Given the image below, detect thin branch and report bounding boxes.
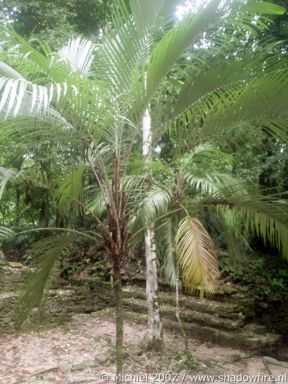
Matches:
[129,207,182,243]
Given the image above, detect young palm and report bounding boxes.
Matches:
[142,141,288,351]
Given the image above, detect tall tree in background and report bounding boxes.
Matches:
[0,0,114,46]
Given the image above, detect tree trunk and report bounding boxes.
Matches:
[142,107,163,350]
[175,271,189,354]
[38,194,50,228]
[113,260,124,378]
[145,226,163,349]
[173,172,189,353]
[15,187,20,225]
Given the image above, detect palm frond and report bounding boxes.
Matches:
[176,143,247,195]
[9,30,68,83]
[16,234,73,327]
[0,74,70,120]
[85,186,107,217]
[242,2,286,15]
[171,51,287,122]
[161,218,177,288]
[58,37,95,77]
[239,199,288,260]
[143,184,172,222]
[57,165,87,216]
[129,0,174,37]
[145,0,281,114]
[145,0,223,107]
[176,215,219,296]
[203,193,288,260]
[0,117,74,151]
[0,166,19,198]
[171,64,288,145]
[216,206,251,263]
[0,61,25,79]
[185,173,246,196]
[0,226,15,241]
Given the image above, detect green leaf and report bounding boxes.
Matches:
[243,2,286,15]
[0,226,15,241]
[0,62,25,80]
[143,185,172,222]
[57,165,87,216]
[15,234,73,327]
[0,167,18,198]
[58,37,95,76]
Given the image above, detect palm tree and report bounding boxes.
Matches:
[0,0,288,374]
[145,140,288,353]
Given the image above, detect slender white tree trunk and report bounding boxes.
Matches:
[142,107,163,349]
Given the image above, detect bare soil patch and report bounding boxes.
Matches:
[0,310,275,384]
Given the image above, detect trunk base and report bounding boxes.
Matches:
[141,333,164,352]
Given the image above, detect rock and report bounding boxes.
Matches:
[277,348,288,362]
[227,354,242,363]
[71,314,91,321]
[263,356,288,383]
[95,351,113,364]
[258,302,269,309]
[263,356,288,369]
[244,323,267,335]
[71,360,97,371]
[123,296,244,331]
[222,285,239,295]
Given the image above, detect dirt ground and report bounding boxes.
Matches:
[0,310,285,384]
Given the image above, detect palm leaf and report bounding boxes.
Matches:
[144,0,280,112]
[144,0,223,109]
[239,199,288,260]
[243,2,286,15]
[161,218,177,288]
[203,193,288,260]
[0,61,25,79]
[171,64,288,145]
[143,184,172,222]
[0,226,15,241]
[57,165,87,216]
[86,190,107,217]
[0,167,19,198]
[9,30,68,83]
[216,206,250,263]
[185,172,247,196]
[171,51,287,122]
[16,234,73,327]
[58,37,95,77]
[176,215,219,296]
[0,74,70,120]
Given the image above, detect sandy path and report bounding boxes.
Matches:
[0,311,276,384]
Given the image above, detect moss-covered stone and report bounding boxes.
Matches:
[125,312,281,353]
[0,261,283,355]
[122,286,243,320]
[122,297,243,330]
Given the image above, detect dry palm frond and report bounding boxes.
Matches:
[176,215,219,296]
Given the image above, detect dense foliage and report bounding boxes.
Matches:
[0,0,114,46]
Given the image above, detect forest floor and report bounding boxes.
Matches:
[0,309,286,384]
